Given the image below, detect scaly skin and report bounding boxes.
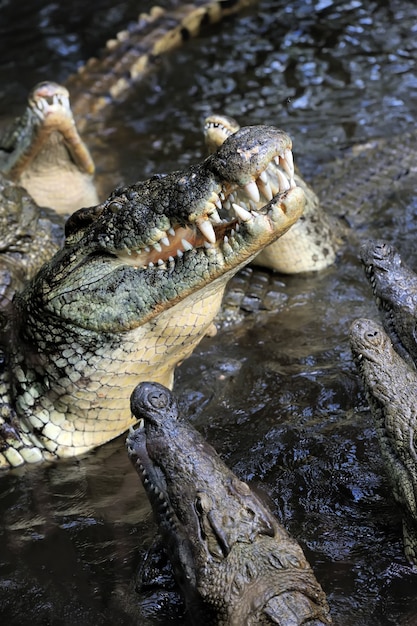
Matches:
[65,1,257,130]
[349,318,417,566]
[0,125,305,468]
[127,381,332,625]
[0,82,98,214]
[360,240,417,367]
[204,114,337,274]
[0,174,63,309]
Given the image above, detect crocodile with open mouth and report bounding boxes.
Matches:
[127,381,332,625]
[205,114,338,274]
[0,81,98,214]
[0,124,305,469]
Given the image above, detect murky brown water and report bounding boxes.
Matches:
[1,0,417,624]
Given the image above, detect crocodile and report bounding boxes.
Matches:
[349,318,417,566]
[0,124,305,469]
[360,239,417,367]
[0,81,98,214]
[204,114,338,274]
[127,381,332,625]
[65,0,258,131]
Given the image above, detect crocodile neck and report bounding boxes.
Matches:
[9,278,225,458]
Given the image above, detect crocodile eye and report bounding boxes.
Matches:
[108,200,123,213]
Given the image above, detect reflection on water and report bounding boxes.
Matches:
[1,0,417,624]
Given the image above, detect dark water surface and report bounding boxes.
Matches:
[1,0,417,624]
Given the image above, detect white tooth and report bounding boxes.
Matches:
[235,223,240,232]
[276,169,290,192]
[215,197,222,210]
[148,261,154,268]
[209,209,222,223]
[168,227,176,236]
[160,237,170,247]
[177,249,183,257]
[223,235,229,244]
[244,181,260,203]
[204,241,213,249]
[197,219,216,244]
[157,259,164,266]
[181,239,194,251]
[219,191,225,201]
[144,246,150,253]
[274,156,280,166]
[258,177,273,201]
[289,177,296,189]
[153,242,162,252]
[284,148,294,176]
[259,171,268,183]
[168,256,175,263]
[232,203,252,222]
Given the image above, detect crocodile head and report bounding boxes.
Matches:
[360,240,417,366]
[2,125,305,465]
[0,81,98,213]
[127,381,332,625]
[204,113,337,273]
[349,318,417,566]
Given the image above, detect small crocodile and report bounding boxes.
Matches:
[0,125,304,468]
[360,240,417,367]
[0,81,98,214]
[205,114,337,274]
[349,318,417,566]
[127,381,332,625]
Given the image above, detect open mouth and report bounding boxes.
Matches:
[29,82,71,119]
[116,148,297,270]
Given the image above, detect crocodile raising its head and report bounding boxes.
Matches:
[0,125,305,468]
[0,81,98,214]
[204,114,337,274]
[127,381,332,625]
[360,239,417,367]
[349,318,417,566]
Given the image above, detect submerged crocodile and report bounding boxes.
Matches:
[349,318,417,566]
[127,381,332,625]
[360,240,417,367]
[205,114,337,274]
[0,125,304,469]
[0,81,98,214]
[349,240,417,565]
[65,0,257,130]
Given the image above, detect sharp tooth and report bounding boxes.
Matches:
[168,227,176,236]
[209,209,222,223]
[276,169,290,192]
[259,171,268,183]
[284,148,294,175]
[215,196,222,210]
[144,246,150,253]
[223,235,229,244]
[153,242,162,252]
[204,241,213,249]
[232,203,252,222]
[157,259,164,266]
[148,261,154,268]
[181,239,194,251]
[257,176,273,201]
[168,255,175,263]
[196,218,216,244]
[244,181,260,203]
[160,237,170,247]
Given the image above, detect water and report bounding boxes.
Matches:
[1,0,417,623]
